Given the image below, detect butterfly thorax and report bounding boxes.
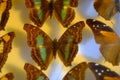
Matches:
[52,39,59,57]
[49,0,54,18]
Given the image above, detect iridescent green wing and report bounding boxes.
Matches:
[54,0,78,27]
[0,0,12,30]
[0,32,15,72]
[24,24,54,70]
[58,21,85,66]
[24,63,49,80]
[86,19,120,66]
[63,62,88,80]
[25,0,50,27]
[0,73,14,80]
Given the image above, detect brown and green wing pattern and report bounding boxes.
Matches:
[25,0,50,27]
[24,24,54,70]
[58,21,85,66]
[54,0,78,27]
[24,63,49,80]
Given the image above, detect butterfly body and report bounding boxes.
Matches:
[0,32,15,72]
[25,0,78,27]
[24,21,85,70]
[86,19,120,65]
[0,0,12,30]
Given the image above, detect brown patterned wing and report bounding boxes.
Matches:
[25,0,50,27]
[94,0,119,20]
[63,62,88,80]
[0,72,14,80]
[0,32,15,72]
[54,0,78,27]
[24,63,49,80]
[24,24,54,70]
[0,0,12,30]
[86,19,120,65]
[88,62,120,80]
[58,21,85,66]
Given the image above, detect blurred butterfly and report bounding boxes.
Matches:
[0,0,12,30]
[23,21,85,70]
[24,62,88,80]
[86,19,120,66]
[24,63,49,80]
[94,0,120,20]
[0,72,14,80]
[25,0,78,27]
[0,32,15,72]
[88,62,120,80]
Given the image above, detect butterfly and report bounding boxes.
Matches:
[86,19,120,66]
[0,32,15,72]
[88,62,120,80]
[24,63,49,80]
[23,21,85,70]
[0,72,14,80]
[0,0,12,30]
[24,62,88,80]
[25,0,78,27]
[94,0,120,20]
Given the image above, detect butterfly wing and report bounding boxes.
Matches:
[94,0,118,20]
[0,73,14,80]
[54,0,78,27]
[24,63,49,80]
[88,62,120,80]
[63,62,88,80]
[25,0,50,27]
[115,0,120,12]
[24,24,54,70]
[0,32,15,72]
[0,0,12,30]
[86,19,120,65]
[58,21,85,66]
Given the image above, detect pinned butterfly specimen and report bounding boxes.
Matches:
[24,62,88,80]
[0,0,12,30]
[24,21,85,70]
[24,63,49,80]
[63,62,88,80]
[25,0,78,27]
[86,19,120,65]
[93,0,120,20]
[88,62,120,80]
[0,32,15,72]
[0,72,14,80]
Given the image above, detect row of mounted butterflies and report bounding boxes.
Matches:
[0,0,15,79]
[0,0,120,80]
[0,0,120,30]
